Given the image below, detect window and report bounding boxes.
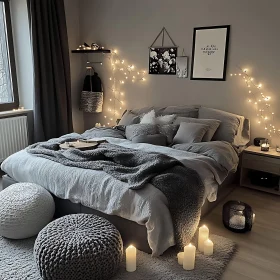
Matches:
[0,0,18,111]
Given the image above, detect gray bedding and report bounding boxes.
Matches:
[27,133,205,251]
[1,128,239,256]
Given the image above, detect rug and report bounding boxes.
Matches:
[0,234,237,280]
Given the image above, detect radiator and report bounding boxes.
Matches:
[0,116,28,162]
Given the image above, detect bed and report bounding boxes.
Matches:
[1,105,249,256]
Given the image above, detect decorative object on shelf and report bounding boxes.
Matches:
[149,27,178,75]
[80,66,103,113]
[176,49,188,78]
[77,42,91,50]
[126,245,137,272]
[198,225,209,252]
[230,68,278,138]
[276,145,280,153]
[223,200,254,233]
[254,137,267,146]
[260,139,270,151]
[190,25,230,81]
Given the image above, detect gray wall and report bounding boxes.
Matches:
[75,0,280,142]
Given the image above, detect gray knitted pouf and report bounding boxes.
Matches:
[0,183,55,239]
[34,214,123,280]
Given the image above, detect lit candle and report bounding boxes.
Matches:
[177,252,184,265]
[252,213,256,224]
[198,225,209,252]
[126,245,136,272]
[183,243,196,270]
[204,239,214,256]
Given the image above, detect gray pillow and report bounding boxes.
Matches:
[161,106,199,118]
[199,107,241,143]
[158,124,179,144]
[125,124,158,141]
[173,123,209,144]
[174,117,221,142]
[132,134,167,146]
[118,110,140,126]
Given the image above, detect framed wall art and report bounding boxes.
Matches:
[190,25,230,81]
[149,27,178,75]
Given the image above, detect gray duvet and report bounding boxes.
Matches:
[27,134,205,252]
[1,128,239,256]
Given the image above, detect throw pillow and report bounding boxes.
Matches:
[118,110,140,126]
[173,122,209,144]
[140,110,156,124]
[125,124,158,141]
[198,107,241,144]
[132,134,167,146]
[158,124,179,144]
[156,114,176,125]
[173,117,221,142]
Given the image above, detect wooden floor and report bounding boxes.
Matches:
[203,186,280,280]
[0,177,279,279]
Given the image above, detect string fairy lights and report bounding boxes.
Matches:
[102,49,147,126]
[230,67,278,138]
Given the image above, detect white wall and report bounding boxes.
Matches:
[76,0,280,142]
[10,0,34,110]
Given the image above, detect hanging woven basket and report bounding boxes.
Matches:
[80,91,103,113]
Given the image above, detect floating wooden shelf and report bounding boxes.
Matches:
[71,49,111,54]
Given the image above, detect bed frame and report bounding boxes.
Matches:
[2,172,236,253]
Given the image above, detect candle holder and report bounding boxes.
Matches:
[260,139,269,152]
[223,201,254,233]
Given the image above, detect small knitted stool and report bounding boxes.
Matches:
[34,214,123,280]
[0,183,55,239]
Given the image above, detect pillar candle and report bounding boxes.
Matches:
[183,243,196,270]
[198,225,209,252]
[177,252,184,265]
[126,245,136,272]
[204,239,214,256]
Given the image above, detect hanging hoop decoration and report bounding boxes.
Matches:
[149,27,178,75]
[176,48,189,78]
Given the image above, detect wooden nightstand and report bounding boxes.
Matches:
[240,145,280,195]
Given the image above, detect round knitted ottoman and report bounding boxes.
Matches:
[34,214,123,280]
[0,183,55,239]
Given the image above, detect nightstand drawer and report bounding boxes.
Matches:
[243,153,280,175]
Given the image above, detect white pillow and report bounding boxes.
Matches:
[156,114,176,125]
[140,110,176,125]
[140,110,156,124]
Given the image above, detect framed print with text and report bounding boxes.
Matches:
[190,25,230,81]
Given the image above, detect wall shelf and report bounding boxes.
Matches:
[71,49,111,54]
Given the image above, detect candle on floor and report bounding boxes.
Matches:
[126,245,136,272]
[177,252,184,265]
[204,239,214,256]
[198,225,209,252]
[183,243,196,270]
[252,213,256,224]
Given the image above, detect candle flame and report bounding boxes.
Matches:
[188,243,192,247]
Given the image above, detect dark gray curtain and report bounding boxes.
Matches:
[28,0,73,142]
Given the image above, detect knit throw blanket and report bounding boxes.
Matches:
[27,134,205,250]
